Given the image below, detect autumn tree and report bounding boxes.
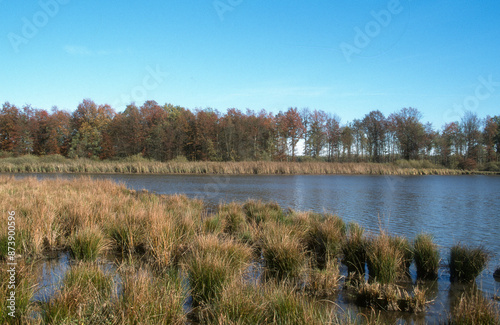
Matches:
[460,111,482,162]
[389,107,425,160]
[0,102,20,153]
[306,110,328,158]
[340,124,354,160]
[362,110,387,162]
[483,116,498,162]
[283,107,305,161]
[326,114,341,161]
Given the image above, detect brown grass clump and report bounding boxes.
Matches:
[448,290,500,324]
[304,258,343,297]
[353,281,430,313]
[182,234,252,304]
[259,221,306,280]
[118,266,186,324]
[342,222,367,276]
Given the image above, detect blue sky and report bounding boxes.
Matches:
[1,0,499,129]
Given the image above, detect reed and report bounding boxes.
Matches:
[449,244,489,282]
[413,233,440,280]
[3,155,492,176]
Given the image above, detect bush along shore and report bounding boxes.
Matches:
[0,176,498,324]
[1,154,499,175]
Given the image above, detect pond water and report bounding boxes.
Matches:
[11,173,500,321]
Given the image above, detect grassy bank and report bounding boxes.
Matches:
[0,176,498,324]
[1,154,499,175]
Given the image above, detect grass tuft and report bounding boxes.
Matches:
[259,221,306,280]
[449,244,489,282]
[413,233,440,280]
[448,290,500,324]
[69,226,109,261]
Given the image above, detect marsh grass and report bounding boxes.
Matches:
[413,234,440,280]
[118,266,186,324]
[1,155,489,175]
[259,221,306,280]
[449,244,489,282]
[448,290,500,324]
[304,258,343,297]
[1,175,496,323]
[302,213,346,269]
[244,200,287,225]
[389,235,413,274]
[353,281,429,312]
[366,233,403,284]
[41,262,114,323]
[183,234,252,304]
[69,226,110,261]
[0,261,38,324]
[342,222,367,276]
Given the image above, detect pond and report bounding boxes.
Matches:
[11,173,500,321]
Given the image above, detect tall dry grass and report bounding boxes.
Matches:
[1,154,492,175]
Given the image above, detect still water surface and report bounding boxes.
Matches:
[13,173,500,321]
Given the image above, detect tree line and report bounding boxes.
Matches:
[1,99,499,169]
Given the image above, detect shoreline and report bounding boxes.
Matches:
[1,160,499,176]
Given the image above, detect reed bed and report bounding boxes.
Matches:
[1,154,494,175]
[0,175,495,323]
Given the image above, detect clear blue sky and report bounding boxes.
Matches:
[1,0,499,129]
